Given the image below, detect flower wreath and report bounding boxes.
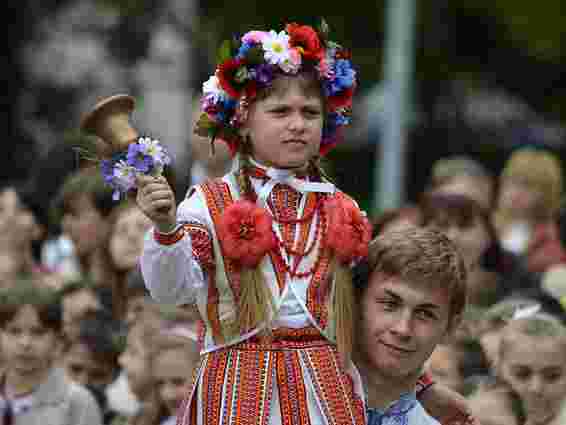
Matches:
[195,19,357,156]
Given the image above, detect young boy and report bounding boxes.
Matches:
[0,281,102,424]
[354,226,479,424]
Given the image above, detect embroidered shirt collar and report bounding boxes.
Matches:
[243,157,334,206]
[366,392,417,425]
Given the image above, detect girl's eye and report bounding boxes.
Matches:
[378,299,398,311]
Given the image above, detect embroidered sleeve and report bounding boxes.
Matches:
[140,190,211,305]
[184,221,215,272]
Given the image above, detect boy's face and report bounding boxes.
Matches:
[1,305,59,377]
[359,273,455,381]
[242,78,323,170]
[61,194,109,258]
[109,207,151,272]
[64,342,115,389]
[153,347,195,417]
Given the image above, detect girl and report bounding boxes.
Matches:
[137,21,370,425]
[496,310,566,425]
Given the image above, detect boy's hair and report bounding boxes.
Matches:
[70,309,125,366]
[354,226,467,323]
[0,280,62,332]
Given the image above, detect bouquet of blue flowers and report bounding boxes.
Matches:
[100,137,171,200]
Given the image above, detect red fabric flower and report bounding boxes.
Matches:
[328,85,355,111]
[217,58,247,99]
[286,23,325,61]
[324,196,372,263]
[217,200,277,267]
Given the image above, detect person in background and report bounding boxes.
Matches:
[494,147,566,273]
[62,310,124,424]
[105,202,153,321]
[0,182,52,288]
[496,309,566,425]
[428,156,495,211]
[353,226,479,424]
[420,192,536,307]
[113,315,167,425]
[59,279,113,341]
[0,281,102,425]
[52,166,118,286]
[149,332,200,425]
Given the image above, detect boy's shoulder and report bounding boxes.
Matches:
[411,401,441,425]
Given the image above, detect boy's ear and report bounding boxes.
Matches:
[441,314,463,344]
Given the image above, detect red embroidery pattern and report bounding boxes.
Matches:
[185,221,215,272]
[201,180,242,301]
[300,347,365,425]
[202,351,229,425]
[292,193,318,273]
[234,350,273,425]
[154,226,185,245]
[200,180,236,344]
[276,350,312,425]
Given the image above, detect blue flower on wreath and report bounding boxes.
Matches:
[324,59,356,96]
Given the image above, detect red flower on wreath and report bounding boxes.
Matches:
[286,23,325,61]
[217,58,246,99]
[324,196,372,263]
[328,85,355,111]
[217,200,277,267]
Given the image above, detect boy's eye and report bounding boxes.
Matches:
[416,309,438,321]
[512,367,531,381]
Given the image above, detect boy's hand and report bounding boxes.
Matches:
[136,175,177,233]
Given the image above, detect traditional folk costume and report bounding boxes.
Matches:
[142,157,368,425]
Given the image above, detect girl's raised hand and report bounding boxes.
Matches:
[136,175,177,233]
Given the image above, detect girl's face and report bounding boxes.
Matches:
[242,77,323,170]
[0,305,59,379]
[61,194,109,259]
[118,330,152,398]
[498,178,543,216]
[153,347,196,417]
[109,206,152,271]
[500,334,566,422]
[429,211,491,270]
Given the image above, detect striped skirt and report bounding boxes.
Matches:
[176,327,366,425]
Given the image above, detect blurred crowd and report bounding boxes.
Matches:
[2,138,566,425]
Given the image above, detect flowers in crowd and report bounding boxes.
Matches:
[324,196,372,264]
[101,137,171,200]
[217,200,277,267]
[195,19,356,155]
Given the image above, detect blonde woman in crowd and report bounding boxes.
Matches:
[494,148,566,273]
